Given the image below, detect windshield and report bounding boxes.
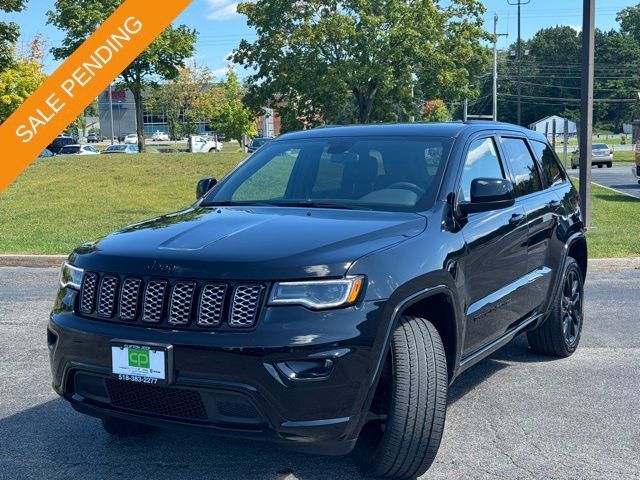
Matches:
[593,144,608,149]
[251,138,267,147]
[203,136,452,212]
[107,145,127,151]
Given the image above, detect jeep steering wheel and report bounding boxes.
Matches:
[387,182,425,196]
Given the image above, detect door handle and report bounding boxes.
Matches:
[548,200,561,210]
[509,213,526,225]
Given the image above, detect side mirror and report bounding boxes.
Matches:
[459,178,515,214]
[196,177,217,200]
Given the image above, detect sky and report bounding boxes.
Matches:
[5,0,634,78]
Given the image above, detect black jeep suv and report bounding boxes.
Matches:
[49,123,586,479]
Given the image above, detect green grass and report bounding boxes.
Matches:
[1,151,638,258]
[0,151,246,254]
[581,182,640,259]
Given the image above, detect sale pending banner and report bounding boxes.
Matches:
[0,0,191,193]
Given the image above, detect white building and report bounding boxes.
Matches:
[529,115,577,135]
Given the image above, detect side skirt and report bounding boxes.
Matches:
[457,313,542,375]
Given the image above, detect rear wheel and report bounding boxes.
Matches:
[607,162,612,168]
[597,163,603,168]
[527,257,584,357]
[354,316,448,479]
[101,416,157,436]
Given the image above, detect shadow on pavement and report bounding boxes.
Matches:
[0,336,546,479]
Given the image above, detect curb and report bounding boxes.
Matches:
[0,254,638,269]
[0,255,67,268]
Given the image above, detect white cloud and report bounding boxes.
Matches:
[206,0,241,21]
[212,66,229,78]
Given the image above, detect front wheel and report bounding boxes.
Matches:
[527,257,584,357]
[607,162,612,168]
[354,316,448,479]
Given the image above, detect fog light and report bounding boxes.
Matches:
[276,359,334,381]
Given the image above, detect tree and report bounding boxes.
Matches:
[233,0,491,128]
[213,66,257,144]
[0,36,46,123]
[420,100,450,122]
[147,61,215,141]
[47,0,197,151]
[0,0,27,71]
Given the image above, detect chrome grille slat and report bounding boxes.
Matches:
[79,272,98,314]
[119,278,142,321]
[169,282,196,325]
[97,275,118,317]
[198,283,227,326]
[143,280,168,323]
[230,285,263,328]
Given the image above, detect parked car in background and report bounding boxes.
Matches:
[47,135,76,154]
[152,131,170,141]
[189,135,223,153]
[39,149,54,157]
[246,136,271,153]
[87,133,102,143]
[571,143,613,169]
[102,144,139,155]
[57,145,100,156]
[124,134,139,145]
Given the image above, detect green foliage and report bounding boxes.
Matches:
[147,61,214,140]
[0,37,46,122]
[0,0,27,71]
[233,0,491,128]
[47,0,197,150]
[420,100,450,122]
[214,66,257,144]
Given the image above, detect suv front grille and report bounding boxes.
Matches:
[78,272,266,330]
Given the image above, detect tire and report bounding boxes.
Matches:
[597,164,603,168]
[101,416,157,436]
[527,257,584,357]
[607,162,612,168]
[354,316,448,479]
[571,164,577,169]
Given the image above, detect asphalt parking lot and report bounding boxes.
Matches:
[569,166,640,199]
[1,264,639,480]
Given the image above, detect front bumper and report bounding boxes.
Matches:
[48,291,386,455]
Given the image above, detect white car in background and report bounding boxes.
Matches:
[57,144,100,156]
[152,131,170,141]
[124,134,138,144]
[189,135,223,153]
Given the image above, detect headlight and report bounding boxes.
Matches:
[268,276,364,309]
[59,261,84,290]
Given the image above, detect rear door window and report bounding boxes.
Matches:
[501,137,543,197]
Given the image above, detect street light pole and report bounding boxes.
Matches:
[579,0,595,229]
[508,0,531,126]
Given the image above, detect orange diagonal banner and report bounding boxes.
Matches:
[0,0,191,192]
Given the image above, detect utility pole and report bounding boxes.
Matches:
[108,83,115,145]
[508,0,530,126]
[493,14,508,121]
[580,0,595,229]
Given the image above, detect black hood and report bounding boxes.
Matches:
[70,206,426,280]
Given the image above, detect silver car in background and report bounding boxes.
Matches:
[571,143,613,169]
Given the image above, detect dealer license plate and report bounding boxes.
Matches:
[111,343,167,385]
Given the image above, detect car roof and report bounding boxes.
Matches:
[275,121,546,142]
